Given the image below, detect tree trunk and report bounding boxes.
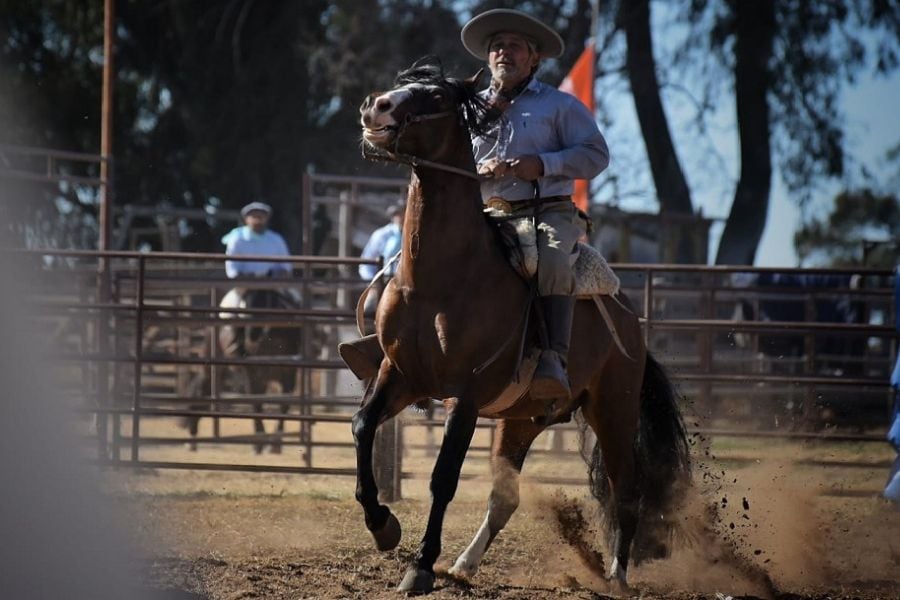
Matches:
[715,0,775,265]
[617,0,697,262]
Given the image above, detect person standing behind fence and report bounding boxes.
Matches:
[358,201,405,333]
[222,202,292,279]
[885,265,900,502]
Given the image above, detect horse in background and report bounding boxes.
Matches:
[182,287,304,454]
[350,63,691,594]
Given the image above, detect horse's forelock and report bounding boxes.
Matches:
[392,59,498,138]
[394,60,445,87]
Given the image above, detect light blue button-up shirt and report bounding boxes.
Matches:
[359,222,402,280]
[472,78,610,202]
[221,226,292,278]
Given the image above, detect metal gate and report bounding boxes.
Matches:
[18,247,898,501]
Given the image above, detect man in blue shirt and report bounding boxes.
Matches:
[462,9,610,402]
[358,201,405,333]
[219,202,292,357]
[221,202,292,279]
[359,201,404,281]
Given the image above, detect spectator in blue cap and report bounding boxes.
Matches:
[221,202,292,278]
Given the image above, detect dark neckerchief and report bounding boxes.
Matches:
[488,75,534,111]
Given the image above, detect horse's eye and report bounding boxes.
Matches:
[431,91,445,102]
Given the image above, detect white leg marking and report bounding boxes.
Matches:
[449,457,520,579]
[449,514,492,579]
[608,556,627,583]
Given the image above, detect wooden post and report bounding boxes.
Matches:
[374,417,402,502]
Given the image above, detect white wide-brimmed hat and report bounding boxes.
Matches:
[461,9,564,60]
[240,201,272,217]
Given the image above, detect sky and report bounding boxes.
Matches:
[752,70,898,267]
[586,5,900,267]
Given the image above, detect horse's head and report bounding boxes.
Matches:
[360,62,490,162]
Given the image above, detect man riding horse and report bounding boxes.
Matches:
[350,10,689,593]
[220,201,293,356]
[342,8,610,404]
[464,8,609,400]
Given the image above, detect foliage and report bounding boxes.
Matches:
[0,0,593,250]
[676,0,899,202]
[794,189,899,268]
[1,1,897,263]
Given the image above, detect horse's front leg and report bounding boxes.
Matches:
[398,396,479,594]
[449,418,545,579]
[351,367,413,551]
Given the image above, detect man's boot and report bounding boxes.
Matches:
[531,295,575,402]
[339,334,385,380]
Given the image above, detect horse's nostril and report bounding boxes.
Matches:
[375,97,393,113]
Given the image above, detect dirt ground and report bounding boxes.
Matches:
[105,416,900,600]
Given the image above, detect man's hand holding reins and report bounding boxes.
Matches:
[477,155,544,181]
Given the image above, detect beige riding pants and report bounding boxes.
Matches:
[535,201,586,295]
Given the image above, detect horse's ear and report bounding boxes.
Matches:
[463,68,484,90]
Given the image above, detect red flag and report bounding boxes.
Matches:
[559,43,595,212]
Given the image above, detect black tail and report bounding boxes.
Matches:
[586,352,692,563]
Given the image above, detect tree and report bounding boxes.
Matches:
[713,0,775,265]
[794,189,899,268]
[795,143,900,268]
[1,0,597,250]
[597,0,899,264]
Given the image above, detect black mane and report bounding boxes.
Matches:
[394,58,499,138]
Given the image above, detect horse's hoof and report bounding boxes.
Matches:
[371,512,401,551]
[447,558,476,580]
[397,567,434,594]
[609,578,635,597]
[608,559,633,595]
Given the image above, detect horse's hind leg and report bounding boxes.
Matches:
[269,368,295,455]
[249,373,266,454]
[582,355,643,588]
[252,400,266,454]
[398,396,479,594]
[449,418,544,580]
[352,367,415,553]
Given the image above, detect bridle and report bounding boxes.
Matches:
[361,106,482,181]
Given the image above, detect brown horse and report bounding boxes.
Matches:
[351,62,690,594]
[216,287,302,454]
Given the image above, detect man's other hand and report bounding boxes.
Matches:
[508,155,544,181]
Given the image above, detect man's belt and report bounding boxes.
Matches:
[485,195,571,214]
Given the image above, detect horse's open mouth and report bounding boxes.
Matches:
[363,126,396,145]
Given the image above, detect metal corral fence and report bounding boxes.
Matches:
[18,248,898,499]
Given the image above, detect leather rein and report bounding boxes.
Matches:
[361,109,482,181]
[359,103,534,378]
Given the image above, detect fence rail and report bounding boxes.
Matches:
[17,248,898,499]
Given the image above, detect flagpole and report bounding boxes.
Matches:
[591,0,599,46]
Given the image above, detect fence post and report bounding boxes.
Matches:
[374,417,402,502]
[95,257,111,461]
[130,255,145,462]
